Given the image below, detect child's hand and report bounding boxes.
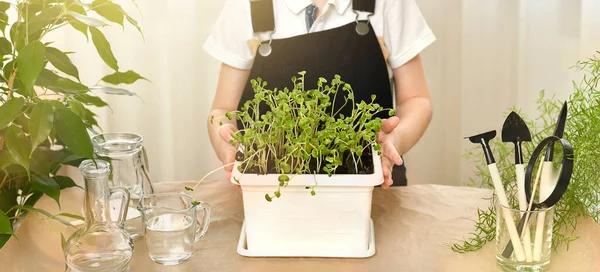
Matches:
[376,116,403,189]
[217,123,238,181]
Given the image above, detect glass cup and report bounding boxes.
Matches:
[138,193,211,265]
[495,199,555,272]
[92,132,154,240]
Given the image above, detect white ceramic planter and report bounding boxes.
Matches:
[230,147,383,258]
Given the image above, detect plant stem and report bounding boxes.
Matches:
[0,174,8,189]
[7,68,18,100]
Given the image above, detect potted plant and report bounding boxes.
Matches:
[451,52,600,253]
[194,72,394,257]
[0,0,146,249]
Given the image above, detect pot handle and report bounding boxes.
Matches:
[110,187,131,227]
[194,201,211,242]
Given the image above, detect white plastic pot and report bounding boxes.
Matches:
[230,147,383,258]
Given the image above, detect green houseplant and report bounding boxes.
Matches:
[0,0,147,249]
[194,71,395,200]
[451,52,600,253]
[191,72,394,258]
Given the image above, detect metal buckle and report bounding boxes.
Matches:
[258,31,274,57]
[353,10,372,36]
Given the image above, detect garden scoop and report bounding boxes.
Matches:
[466,130,527,262]
[501,112,534,261]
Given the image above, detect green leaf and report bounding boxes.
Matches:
[36,70,89,94]
[56,212,84,221]
[32,175,60,208]
[0,150,14,168]
[277,174,290,182]
[0,2,9,13]
[92,0,124,27]
[10,22,44,52]
[90,27,119,71]
[23,192,42,207]
[101,70,148,85]
[0,234,10,249]
[67,5,89,39]
[55,176,81,189]
[17,41,45,89]
[60,233,66,251]
[30,148,52,176]
[45,47,80,81]
[184,186,193,191]
[17,205,72,226]
[0,11,8,35]
[27,5,62,34]
[4,126,31,174]
[55,77,89,94]
[67,99,86,118]
[191,201,200,206]
[29,101,54,154]
[0,210,14,236]
[36,69,59,87]
[265,194,272,202]
[74,93,108,107]
[124,10,143,40]
[47,100,67,111]
[66,11,108,27]
[0,37,11,56]
[0,97,25,129]
[90,86,137,97]
[0,190,17,226]
[54,109,93,158]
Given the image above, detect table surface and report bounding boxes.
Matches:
[1,179,599,272]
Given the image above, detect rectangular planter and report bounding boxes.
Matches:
[230,147,383,258]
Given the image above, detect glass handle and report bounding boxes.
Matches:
[110,187,131,227]
[194,202,211,242]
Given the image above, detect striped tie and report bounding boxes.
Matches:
[305,4,318,32]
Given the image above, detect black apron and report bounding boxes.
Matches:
[239,0,407,186]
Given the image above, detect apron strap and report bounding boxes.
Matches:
[250,0,275,33]
[353,0,376,14]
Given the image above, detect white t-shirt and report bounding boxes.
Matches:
[203,0,436,72]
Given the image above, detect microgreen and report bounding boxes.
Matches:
[211,72,394,201]
[452,52,600,253]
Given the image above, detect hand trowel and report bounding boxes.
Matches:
[501,112,534,261]
[466,130,527,262]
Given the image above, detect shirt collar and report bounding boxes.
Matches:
[284,0,351,15]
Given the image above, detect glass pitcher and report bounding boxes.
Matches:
[92,132,154,239]
[64,159,134,272]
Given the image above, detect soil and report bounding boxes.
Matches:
[235,148,375,175]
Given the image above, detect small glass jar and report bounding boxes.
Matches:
[64,159,134,272]
[496,198,555,272]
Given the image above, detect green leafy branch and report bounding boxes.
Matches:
[0,0,148,249]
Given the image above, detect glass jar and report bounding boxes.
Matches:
[92,132,154,239]
[64,159,134,272]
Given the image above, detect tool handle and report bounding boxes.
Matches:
[515,163,533,261]
[533,211,546,261]
[533,161,554,261]
[488,163,526,262]
[516,164,527,211]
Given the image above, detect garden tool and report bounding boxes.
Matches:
[466,130,527,262]
[501,111,534,261]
